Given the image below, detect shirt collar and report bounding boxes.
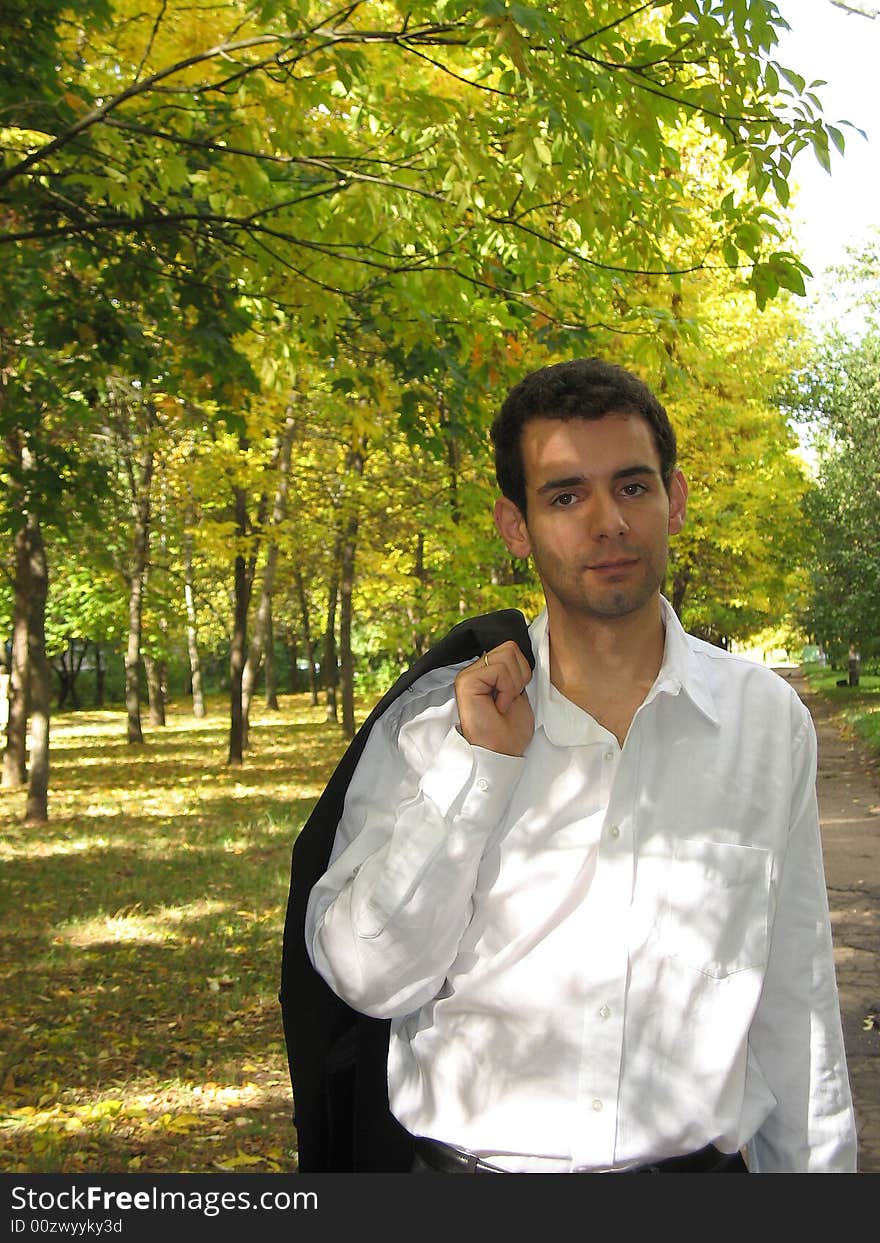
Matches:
[527,596,719,747]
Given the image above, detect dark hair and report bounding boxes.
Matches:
[490,358,677,515]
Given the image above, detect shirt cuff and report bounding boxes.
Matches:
[420,724,525,819]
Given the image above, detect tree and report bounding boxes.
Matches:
[110,386,158,744]
[2,1,845,342]
[0,248,111,811]
[796,331,880,660]
[780,237,880,662]
[656,276,813,643]
[240,402,298,743]
[0,207,253,814]
[1,0,858,805]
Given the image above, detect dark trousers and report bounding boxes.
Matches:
[410,1136,749,1174]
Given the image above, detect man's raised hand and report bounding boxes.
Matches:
[454,640,534,757]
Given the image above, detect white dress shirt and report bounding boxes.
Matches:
[306,600,857,1172]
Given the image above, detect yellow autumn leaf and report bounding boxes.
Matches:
[88,1100,123,1118]
[162,1113,203,1133]
[213,1151,265,1169]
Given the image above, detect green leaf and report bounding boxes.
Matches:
[827,125,846,156]
[532,136,552,166]
[778,67,806,94]
[814,135,832,175]
[520,144,540,190]
[772,258,806,298]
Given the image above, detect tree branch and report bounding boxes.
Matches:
[0,13,481,191]
[133,0,169,84]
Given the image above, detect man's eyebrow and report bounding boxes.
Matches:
[535,464,659,494]
[536,474,586,495]
[612,464,660,481]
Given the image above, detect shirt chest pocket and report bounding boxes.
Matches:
[658,839,772,978]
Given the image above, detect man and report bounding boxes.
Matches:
[304,358,857,1173]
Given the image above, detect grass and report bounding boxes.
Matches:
[802,660,880,756]
[0,693,354,1174]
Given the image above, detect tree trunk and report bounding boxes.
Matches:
[295,570,319,706]
[440,399,461,526]
[54,641,86,710]
[182,526,206,719]
[227,483,250,766]
[158,659,168,715]
[25,515,50,824]
[124,591,145,741]
[94,643,105,709]
[71,648,84,708]
[407,531,428,656]
[264,608,279,709]
[0,663,9,735]
[848,646,861,687]
[242,553,276,744]
[670,564,690,618]
[285,636,298,694]
[55,647,71,710]
[241,410,296,741]
[124,442,154,744]
[2,523,30,788]
[143,654,166,726]
[323,571,339,724]
[339,448,363,741]
[150,474,170,725]
[339,525,358,741]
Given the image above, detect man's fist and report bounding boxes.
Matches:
[454,640,535,757]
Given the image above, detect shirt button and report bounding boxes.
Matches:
[599,1005,611,1020]
[604,750,614,762]
[476,778,489,792]
[609,825,620,839]
[592,1099,603,1112]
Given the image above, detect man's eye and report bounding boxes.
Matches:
[552,493,576,506]
[620,483,647,497]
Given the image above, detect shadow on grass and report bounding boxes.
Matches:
[0,695,362,1172]
[49,726,348,793]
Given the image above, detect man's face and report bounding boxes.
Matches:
[494,413,687,622]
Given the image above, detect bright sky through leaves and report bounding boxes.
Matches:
[775,0,880,280]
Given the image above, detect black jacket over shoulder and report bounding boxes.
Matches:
[279,609,534,1172]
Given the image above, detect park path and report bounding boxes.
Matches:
[779,667,880,1173]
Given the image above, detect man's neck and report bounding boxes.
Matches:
[545,596,666,744]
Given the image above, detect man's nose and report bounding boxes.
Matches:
[588,491,628,538]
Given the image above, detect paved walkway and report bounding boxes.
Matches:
[780,668,880,1173]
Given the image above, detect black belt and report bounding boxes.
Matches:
[412,1136,747,1174]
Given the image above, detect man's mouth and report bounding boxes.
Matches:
[587,558,638,574]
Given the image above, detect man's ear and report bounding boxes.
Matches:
[667,469,688,535]
[494,496,532,558]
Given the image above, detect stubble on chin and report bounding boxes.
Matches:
[545,565,664,623]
